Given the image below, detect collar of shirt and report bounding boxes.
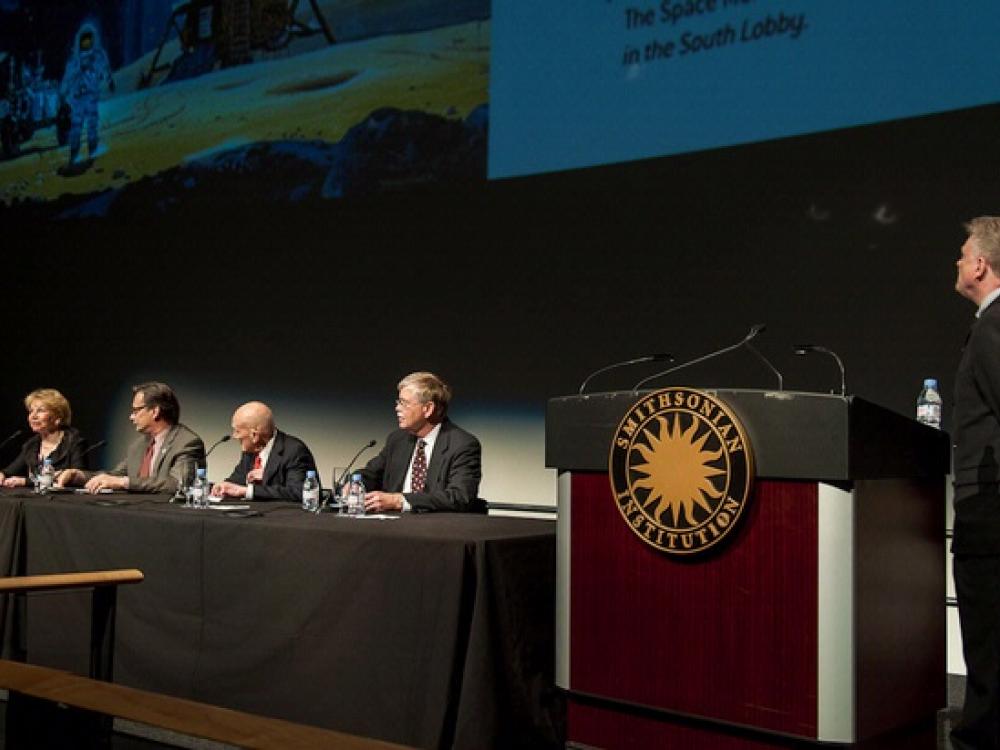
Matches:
[148,427,170,469]
[245,433,277,500]
[404,422,442,493]
[977,287,1000,317]
[257,433,277,472]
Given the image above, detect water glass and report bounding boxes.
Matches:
[177,465,195,506]
[330,467,348,499]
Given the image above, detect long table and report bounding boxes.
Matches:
[0,490,559,749]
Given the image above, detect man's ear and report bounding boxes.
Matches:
[976,255,990,280]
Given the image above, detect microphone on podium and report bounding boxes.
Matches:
[632,325,778,392]
[793,344,847,396]
[745,326,784,391]
[578,353,674,395]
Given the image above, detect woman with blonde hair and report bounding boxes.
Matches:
[0,388,87,487]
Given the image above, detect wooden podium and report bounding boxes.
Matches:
[547,389,949,748]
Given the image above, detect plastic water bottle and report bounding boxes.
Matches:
[344,472,365,516]
[190,468,208,508]
[916,378,942,429]
[36,457,55,494]
[302,470,320,511]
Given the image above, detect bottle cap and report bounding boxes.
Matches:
[351,472,362,480]
[196,467,207,477]
[923,378,938,388]
[306,470,316,478]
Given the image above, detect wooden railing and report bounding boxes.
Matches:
[0,568,144,681]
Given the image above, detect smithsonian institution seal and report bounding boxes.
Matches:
[609,387,754,556]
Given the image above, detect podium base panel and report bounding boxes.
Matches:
[562,472,945,743]
[566,695,941,750]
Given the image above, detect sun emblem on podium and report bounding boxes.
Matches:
[609,387,754,556]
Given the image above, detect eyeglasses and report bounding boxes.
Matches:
[130,404,149,414]
[395,397,423,409]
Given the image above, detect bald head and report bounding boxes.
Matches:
[231,401,275,452]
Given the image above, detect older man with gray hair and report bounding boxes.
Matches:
[212,401,318,501]
[951,216,1000,750]
[359,371,482,513]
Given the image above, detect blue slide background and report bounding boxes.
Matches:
[489,1,1000,178]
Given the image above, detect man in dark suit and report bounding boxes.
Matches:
[56,382,205,494]
[952,216,1000,750]
[360,372,482,513]
[211,401,318,501]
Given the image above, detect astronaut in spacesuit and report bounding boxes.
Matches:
[59,22,114,166]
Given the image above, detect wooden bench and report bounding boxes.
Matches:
[0,659,414,749]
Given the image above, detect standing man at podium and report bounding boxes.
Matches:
[952,215,1000,750]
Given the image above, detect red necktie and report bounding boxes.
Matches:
[411,440,427,493]
[139,440,154,478]
[249,453,262,483]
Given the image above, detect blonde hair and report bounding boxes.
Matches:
[24,388,72,427]
[398,372,452,416]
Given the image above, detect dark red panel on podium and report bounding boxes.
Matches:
[569,472,819,736]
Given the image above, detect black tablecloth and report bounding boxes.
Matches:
[0,491,559,749]
[0,496,23,659]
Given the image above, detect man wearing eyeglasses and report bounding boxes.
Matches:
[56,382,205,494]
[359,372,483,513]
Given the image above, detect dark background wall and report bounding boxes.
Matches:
[3,97,999,501]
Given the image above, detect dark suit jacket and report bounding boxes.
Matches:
[2,426,88,478]
[87,423,205,494]
[953,297,1000,553]
[359,419,483,512]
[226,430,317,501]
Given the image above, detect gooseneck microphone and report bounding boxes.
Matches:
[578,353,675,395]
[632,325,771,393]
[52,439,107,488]
[168,436,230,503]
[79,439,107,461]
[336,440,377,489]
[793,344,847,396]
[745,327,784,391]
[318,440,377,513]
[0,430,23,455]
[205,434,232,458]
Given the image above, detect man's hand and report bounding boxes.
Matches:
[211,481,247,498]
[364,491,404,513]
[2,476,26,488]
[84,473,128,494]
